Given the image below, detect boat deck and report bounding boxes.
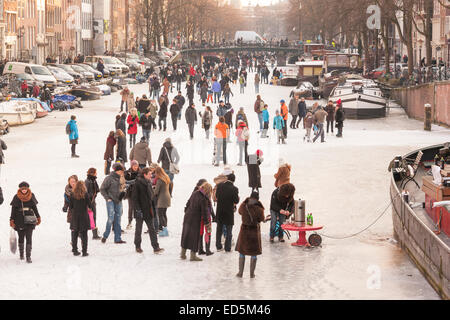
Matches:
[401,167,450,247]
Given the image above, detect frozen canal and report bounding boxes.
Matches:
[0,72,448,299]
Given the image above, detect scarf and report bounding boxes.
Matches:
[17,188,32,202]
[65,184,73,197]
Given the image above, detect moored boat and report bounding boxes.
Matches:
[0,100,37,126]
[329,77,386,119]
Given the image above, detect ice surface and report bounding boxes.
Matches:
[0,72,448,299]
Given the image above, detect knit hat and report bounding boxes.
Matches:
[222,165,233,176]
[250,191,260,200]
[113,163,124,172]
[140,136,147,142]
[19,181,30,188]
[130,160,139,167]
[280,99,285,103]
[337,99,342,105]
[149,163,159,169]
[256,149,263,157]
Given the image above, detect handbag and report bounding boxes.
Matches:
[22,201,37,225]
[87,209,96,230]
[164,147,180,174]
[10,228,17,254]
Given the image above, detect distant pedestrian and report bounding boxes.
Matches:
[67,115,80,158]
[335,99,345,138]
[185,103,198,139]
[169,99,180,131]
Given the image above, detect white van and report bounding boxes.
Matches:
[3,62,57,88]
[234,31,266,44]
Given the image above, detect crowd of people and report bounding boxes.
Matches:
[4,51,347,279]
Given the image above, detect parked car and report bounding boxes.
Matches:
[110,57,130,74]
[84,56,123,76]
[47,66,74,85]
[3,62,57,88]
[70,64,95,81]
[49,64,84,81]
[76,64,103,80]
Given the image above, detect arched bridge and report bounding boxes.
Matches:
[180,45,304,55]
[179,45,305,65]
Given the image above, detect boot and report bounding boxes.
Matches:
[92,228,101,240]
[250,258,257,278]
[236,256,245,278]
[26,244,32,263]
[180,248,187,260]
[198,239,206,255]
[19,243,24,260]
[190,250,203,262]
[205,241,214,256]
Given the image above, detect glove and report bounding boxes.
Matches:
[36,217,41,226]
[62,206,68,213]
[10,220,15,228]
[205,223,212,234]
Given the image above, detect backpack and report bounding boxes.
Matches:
[240,127,250,141]
[65,123,71,135]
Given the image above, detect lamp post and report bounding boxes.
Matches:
[298,1,302,42]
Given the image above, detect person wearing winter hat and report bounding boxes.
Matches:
[235,190,265,278]
[100,163,127,244]
[335,99,345,138]
[235,121,249,166]
[247,150,263,192]
[215,171,239,252]
[85,168,101,240]
[10,182,41,263]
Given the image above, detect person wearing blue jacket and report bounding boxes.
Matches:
[67,115,80,158]
[261,104,269,138]
[273,110,285,144]
[212,80,221,104]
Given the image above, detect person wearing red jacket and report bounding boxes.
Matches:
[127,108,140,148]
[32,82,40,98]
[280,100,289,138]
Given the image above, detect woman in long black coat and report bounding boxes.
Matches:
[235,192,265,278]
[180,182,212,262]
[69,181,92,256]
[247,151,263,192]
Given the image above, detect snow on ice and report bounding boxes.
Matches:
[0,73,448,299]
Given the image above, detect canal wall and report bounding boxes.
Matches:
[390,145,450,300]
[391,81,450,127]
